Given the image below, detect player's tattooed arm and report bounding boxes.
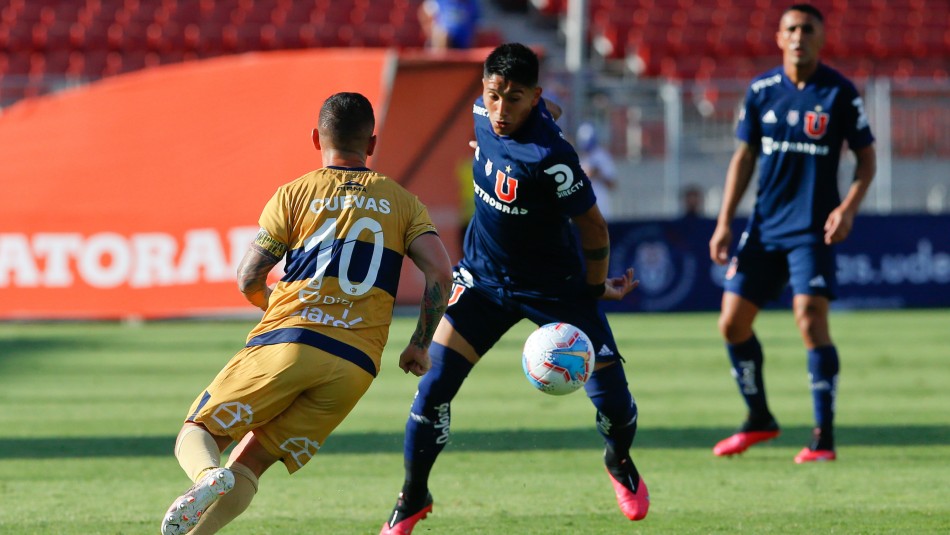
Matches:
[401,232,453,376]
[407,233,452,349]
[583,246,610,260]
[410,282,448,350]
[237,229,284,311]
[573,204,611,286]
[573,204,639,300]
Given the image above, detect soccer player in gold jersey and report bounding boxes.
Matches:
[160,92,453,535]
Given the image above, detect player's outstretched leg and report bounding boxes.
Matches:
[586,363,649,521]
[161,468,235,535]
[382,344,471,534]
[380,491,434,535]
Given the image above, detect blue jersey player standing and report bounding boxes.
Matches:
[709,4,876,464]
[380,43,648,534]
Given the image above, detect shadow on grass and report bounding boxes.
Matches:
[1,425,947,459]
[0,335,107,373]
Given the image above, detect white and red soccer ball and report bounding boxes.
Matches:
[522,322,596,396]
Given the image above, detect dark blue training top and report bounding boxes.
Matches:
[460,97,597,298]
[737,63,875,248]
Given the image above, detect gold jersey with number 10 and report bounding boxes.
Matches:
[244,167,437,377]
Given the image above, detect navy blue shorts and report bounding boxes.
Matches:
[724,236,837,307]
[444,276,624,364]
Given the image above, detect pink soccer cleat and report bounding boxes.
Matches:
[606,467,649,521]
[794,447,837,463]
[713,429,781,456]
[380,491,433,535]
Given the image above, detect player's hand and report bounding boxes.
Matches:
[823,206,854,244]
[709,225,732,265]
[469,140,478,150]
[398,344,431,377]
[602,268,638,301]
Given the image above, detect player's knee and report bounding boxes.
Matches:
[719,315,752,343]
[794,313,831,346]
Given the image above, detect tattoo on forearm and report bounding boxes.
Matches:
[411,282,449,349]
[239,246,277,283]
[583,246,610,261]
[238,246,279,309]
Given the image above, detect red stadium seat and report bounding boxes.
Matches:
[80,49,109,77]
[41,50,71,74]
[65,51,86,77]
[4,50,30,75]
[283,2,312,24]
[80,21,111,51]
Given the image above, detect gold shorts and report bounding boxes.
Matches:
[185,343,374,473]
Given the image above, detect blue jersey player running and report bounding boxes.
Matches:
[709,4,876,464]
[380,43,648,534]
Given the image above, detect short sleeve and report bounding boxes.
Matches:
[404,195,439,247]
[840,82,875,150]
[542,148,597,218]
[257,188,291,248]
[735,86,760,145]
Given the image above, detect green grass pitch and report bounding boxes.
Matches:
[1,309,949,534]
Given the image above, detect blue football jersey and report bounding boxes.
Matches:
[460,98,597,297]
[737,63,875,247]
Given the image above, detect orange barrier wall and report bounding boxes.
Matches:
[374,51,487,303]
[0,48,480,319]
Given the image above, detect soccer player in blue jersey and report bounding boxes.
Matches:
[159,92,452,534]
[709,4,876,464]
[380,43,648,534]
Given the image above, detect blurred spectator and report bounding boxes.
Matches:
[575,121,618,220]
[418,0,481,50]
[681,184,704,219]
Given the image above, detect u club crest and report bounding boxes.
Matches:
[803,110,830,139]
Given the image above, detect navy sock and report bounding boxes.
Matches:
[402,343,473,499]
[726,334,774,426]
[586,363,638,464]
[807,345,839,442]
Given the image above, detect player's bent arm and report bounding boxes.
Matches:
[718,142,757,228]
[405,232,452,356]
[824,143,876,244]
[841,144,876,216]
[236,244,280,311]
[572,205,638,301]
[710,142,757,264]
[572,204,611,287]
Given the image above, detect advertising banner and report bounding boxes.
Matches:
[604,215,950,312]
[0,49,483,319]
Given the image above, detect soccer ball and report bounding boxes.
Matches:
[522,322,596,396]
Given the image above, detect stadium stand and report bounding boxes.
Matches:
[550,0,950,80]
[3,0,945,98]
[0,0,946,160]
[0,0,506,105]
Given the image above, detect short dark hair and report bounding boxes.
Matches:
[483,43,539,88]
[785,4,824,22]
[318,92,375,152]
